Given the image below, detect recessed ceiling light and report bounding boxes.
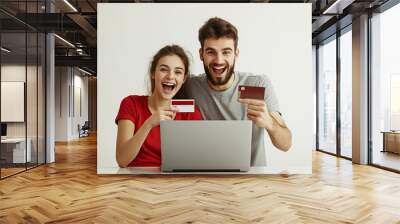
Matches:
[63,0,78,12]
[322,0,354,15]
[1,47,11,53]
[78,67,93,76]
[54,34,75,48]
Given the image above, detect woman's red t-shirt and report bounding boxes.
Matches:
[115,95,203,167]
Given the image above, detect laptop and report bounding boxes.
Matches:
[160,120,252,172]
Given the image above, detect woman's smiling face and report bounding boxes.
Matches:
[152,54,186,100]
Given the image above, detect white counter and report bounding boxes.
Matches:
[1,138,32,163]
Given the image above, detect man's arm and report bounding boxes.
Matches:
[239,99,292,151]
[264,111,292,151]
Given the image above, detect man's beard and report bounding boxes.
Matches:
[204,62,235,86]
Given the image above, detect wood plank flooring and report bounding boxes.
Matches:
[1,134,400,223]
[372,151,400,171]
[1,167,26,178]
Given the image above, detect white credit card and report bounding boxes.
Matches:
[171,99,195,113]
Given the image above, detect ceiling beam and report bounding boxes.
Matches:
[67,13,97,39]
[55,55,96,69]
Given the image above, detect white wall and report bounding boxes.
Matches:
[55,67,69,141]
[1,64,46,163]
[98,3,313,174]
[72,72,89,138]
[1,65,41,137]
[55,67,89,141]
[1,65,28,140]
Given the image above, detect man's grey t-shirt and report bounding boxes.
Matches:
[185,71,280,166]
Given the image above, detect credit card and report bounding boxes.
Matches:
[238,85,265,100]
[171,99,195,112]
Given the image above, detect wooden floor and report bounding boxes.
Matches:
[1,163,45,178]
[1,135,400,223]
[1,167,26,178]
[373,151,400,171]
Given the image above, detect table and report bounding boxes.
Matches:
[98,166,312,175]
[1,138,32,164]
[381,131,400,154]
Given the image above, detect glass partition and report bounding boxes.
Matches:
[1,31,28,177]
[0,1,46,179]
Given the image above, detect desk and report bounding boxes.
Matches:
[1,138,31,163]
[381,131,400,154]
[98,166,312,175]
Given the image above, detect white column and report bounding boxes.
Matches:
[45,0,56,163]
[352,14,369,164]
[46,32,55,163]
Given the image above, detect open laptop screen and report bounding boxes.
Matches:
[160,121,252,172]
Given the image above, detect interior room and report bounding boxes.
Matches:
[0,0,399,223]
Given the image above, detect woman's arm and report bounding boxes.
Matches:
[116,119,152,167]
[116,106,179,168]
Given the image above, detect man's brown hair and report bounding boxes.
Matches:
[198,17,238,49]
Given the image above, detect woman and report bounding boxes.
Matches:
[115,45,202,167]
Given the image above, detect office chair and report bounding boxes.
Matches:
[79,121,90,138]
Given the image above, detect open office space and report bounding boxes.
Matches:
[1,0,400,223]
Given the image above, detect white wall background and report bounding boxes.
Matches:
[55,67,89,141]
[98,3,313,173]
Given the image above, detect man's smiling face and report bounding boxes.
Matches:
[200,37,238,88]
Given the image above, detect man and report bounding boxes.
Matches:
[185,17,292,166]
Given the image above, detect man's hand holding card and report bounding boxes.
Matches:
[238,85,275,131]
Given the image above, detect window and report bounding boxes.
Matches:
[318,36,337,154]
[371,2,400,171]
[340,29,352,158]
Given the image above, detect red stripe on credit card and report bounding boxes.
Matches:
[171,100,194,105]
